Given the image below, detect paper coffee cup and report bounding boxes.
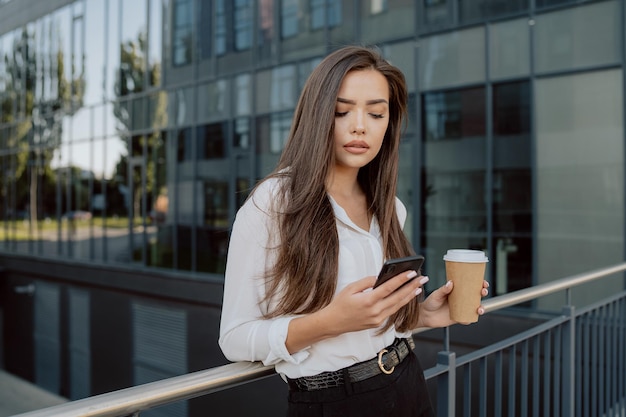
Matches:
[444,249,489,324]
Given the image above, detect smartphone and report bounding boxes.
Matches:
[373,255,425,289]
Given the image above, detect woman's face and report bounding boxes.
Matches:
[332,69,390,173]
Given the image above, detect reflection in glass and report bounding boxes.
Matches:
[311,0,342,29]
[279,0,326,60]
[234,0,253,51]
[84,0,106,105]
[198,80,229,123]
[421,87,487,287]
[459,0,528,24]
[257,0,275,61]
[535,70,623,300]
[105,0,120,100]
[419,27,485,91]
[270,65,296,111]
[492,81,531,294]
[234,117,250,149]
[235,74,252,116]
[197,122,227,159]
[329,0,354,47]
[489,18,530,81]
[149,0,163,86]
[281,0,299,38]
[198,0,211,59]
[176,128,193,162]
[148,131,172,270]
[172,0,192,66]
[215,0,227,55]
[255,112,292,178]
[422,0,451,29]
[534,1,620,74]
[360,0,414,44]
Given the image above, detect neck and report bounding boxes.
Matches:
[326,167,360,197]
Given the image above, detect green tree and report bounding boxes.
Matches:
[0,25,84,226]
[111,31,166,221]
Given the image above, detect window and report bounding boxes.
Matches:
[197,122,227,159]
[423,87,485,141]
[234,0,253,51]
[281,0,299,38]
[172,0,193,66]
[215,0,227,55]
[311,0,342,30]
[198,0,211,59]
[421,87,488,289]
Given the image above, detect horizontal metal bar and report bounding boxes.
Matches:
[11,262,626,417]
[14,362,276,417]
[481,263,626,313]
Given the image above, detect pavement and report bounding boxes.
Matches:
[0,370,66,416]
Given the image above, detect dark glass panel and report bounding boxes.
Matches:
[423,87,485,141]
[198,0,211,59]
[176,127,193,162]
[493,81,531,294]
[421,87,487,288]
[459,0,528,24]
[148,131,173,269]
[197,122,227,159]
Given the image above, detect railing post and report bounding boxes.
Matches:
[437,351,456,417]
[561,305,576,417]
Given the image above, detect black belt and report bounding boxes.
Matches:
[288,337,415,391]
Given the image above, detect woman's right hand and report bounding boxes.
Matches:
[285,271,427,353]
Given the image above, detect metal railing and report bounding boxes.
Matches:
[13,262,626,417]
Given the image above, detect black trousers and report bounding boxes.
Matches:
[286,352,435,417]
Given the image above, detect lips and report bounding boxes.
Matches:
[344,140,369,154]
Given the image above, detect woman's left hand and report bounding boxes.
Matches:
[417,280,489,328]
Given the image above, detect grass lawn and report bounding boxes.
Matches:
[0,216,144,241]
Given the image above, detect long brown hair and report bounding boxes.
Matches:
[260,45,419,332]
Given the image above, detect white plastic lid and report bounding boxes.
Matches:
[443,249,489,263]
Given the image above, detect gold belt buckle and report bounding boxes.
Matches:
[377,348,395,374]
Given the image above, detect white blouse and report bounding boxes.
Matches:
[218,177,411,379]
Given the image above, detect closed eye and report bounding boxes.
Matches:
[335,111,348,117]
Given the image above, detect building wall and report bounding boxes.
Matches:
[0,0,624,413]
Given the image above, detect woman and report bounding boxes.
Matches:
[219,45,488,417]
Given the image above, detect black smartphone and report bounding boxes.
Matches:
[373,255,425,289]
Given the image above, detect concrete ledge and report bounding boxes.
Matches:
[0,371,66,417]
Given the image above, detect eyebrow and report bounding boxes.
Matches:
[336,97,389,105]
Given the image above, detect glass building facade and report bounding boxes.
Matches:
[0,1,624,309]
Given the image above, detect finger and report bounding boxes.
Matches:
[351,276,379,293]
[374,270,419,296]
[438,280,453,296]
[377,274,426,311]
[478,305,485,315]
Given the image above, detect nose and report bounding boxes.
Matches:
[351,110,366,134]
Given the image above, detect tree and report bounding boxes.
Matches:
[0,24,84,227]
[111,30,166,222]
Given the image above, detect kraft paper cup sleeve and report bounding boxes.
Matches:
[444,250,488,324]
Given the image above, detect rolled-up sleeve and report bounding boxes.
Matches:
[218,181,310,366]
